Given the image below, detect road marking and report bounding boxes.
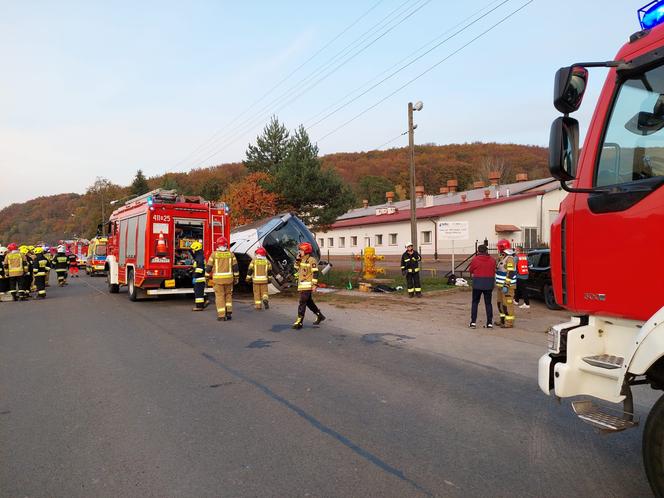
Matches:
[201,352,432,497]
[81,278,107,296]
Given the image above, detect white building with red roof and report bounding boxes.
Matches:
[317,175,566,257]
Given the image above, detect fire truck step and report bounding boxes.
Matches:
[582,354,624,369]
[571,400,637,432]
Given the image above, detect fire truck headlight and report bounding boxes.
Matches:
[547,326,561,354]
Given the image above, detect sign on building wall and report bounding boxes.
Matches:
[438,221,469,240]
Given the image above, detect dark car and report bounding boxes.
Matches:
[524,249,561,310]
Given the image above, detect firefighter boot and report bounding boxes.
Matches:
[226,312,232,321]
[262,298,269,310]
[292,316,303,329]
[313,312,326,326]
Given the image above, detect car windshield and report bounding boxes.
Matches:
[95,244,107,256]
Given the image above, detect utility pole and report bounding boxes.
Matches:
[408,101,423,249]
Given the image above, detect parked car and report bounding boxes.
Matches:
[524,249,561,310]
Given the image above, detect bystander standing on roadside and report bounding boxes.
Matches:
[514,246,530,309]
[468,244,495,329]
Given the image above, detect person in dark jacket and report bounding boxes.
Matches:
[400,242,422,298]
[468,245,495,328]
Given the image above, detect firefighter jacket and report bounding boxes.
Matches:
[295,254,318,291]
[67,253,77,266]
[52,252,69,272]
[205,250,239,285]
[516,253,529,279]
[400,250,421,274]
[495,253,516,288]
[0,254,4,280]
[192,250,207,285]
[33,253,49,277]
[246,258,272,284]
[4,251,25,277]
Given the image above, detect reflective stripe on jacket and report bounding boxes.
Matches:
[296,255,318,291]
[5,252,24,277]
[247,259,271,284]
[206,251,238,284]
[495,254,516,286]
[401,250,421,273]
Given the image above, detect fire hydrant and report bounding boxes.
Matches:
[355,247,385,279]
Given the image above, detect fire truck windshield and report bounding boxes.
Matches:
[596,62,664,187]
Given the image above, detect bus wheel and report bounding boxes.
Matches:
[644,393,664,497]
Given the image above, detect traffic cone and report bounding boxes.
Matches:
[156,232,168,256]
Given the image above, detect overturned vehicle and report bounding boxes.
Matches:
[231,213,328,291]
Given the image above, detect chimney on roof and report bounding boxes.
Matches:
[461,193,467,203]
[447,179,458,193]
[386,191,394,204]
[473,180,485,189]
[516,172,528,182]
[415,185,425,199]
[439,186,449,195]
[362,199,369,208]
[484,189,491,201]
[489,171,501,186]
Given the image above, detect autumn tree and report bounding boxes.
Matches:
[131,169,150,196]
[225,172,279,226]
[244,116,290,174]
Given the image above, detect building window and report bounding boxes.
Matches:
[389,233,397,245]
[421,231,432,244]
[375,234,383,246]
[523,227,538,249]
[364,237,371,247]
[339,237,345,248]
[319,238,324,248]
[351,236,357,247]
[328,237,334,247]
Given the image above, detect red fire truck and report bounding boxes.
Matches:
[539,2,664,494]
[104,189,230,301]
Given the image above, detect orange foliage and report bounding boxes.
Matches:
[225,172,279,226]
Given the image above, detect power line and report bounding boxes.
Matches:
[168,0,386,172]
[375,130,408,150]
[305,0,511,131]
[316,0,534,143]
[183,0,432,170]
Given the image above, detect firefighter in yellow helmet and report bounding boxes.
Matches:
[205,236,238,321]
[32,246,50,298]
[19,245,32,299]
[495,239,517,328]
[190,241,207,312]
[3,243,23,300]
[0,245,8,299]
[246,246,272,310]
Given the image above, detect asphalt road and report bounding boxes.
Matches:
[0,276,654,497]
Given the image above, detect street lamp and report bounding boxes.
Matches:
[408,100,423,249]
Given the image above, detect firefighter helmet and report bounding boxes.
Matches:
[34,246,43,254]
[405,242,413,248]
[215,236,228,248]
[19,245,28,255]
[0,246,6,256]
[298,242,313,254]
[255,246,267,256]
[190,241,203,252]
[57,245,65,253]
[497,239,511,253]
[7,243,17,251]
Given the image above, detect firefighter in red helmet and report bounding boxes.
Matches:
[246,246,272,310]
[292,242,325,329]
[495,239,517,328]
[4,243,24,300]
[206,236,238,321]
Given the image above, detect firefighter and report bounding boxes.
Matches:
[400,242,422,298]
[514,246,530,309]
[4,243,24,300]
[0,246,7,299]
[190,241,207,311]
[205,236,239,321]
[292,242,325,329]
[246,246,272,310]
[32,246,49,298]
[43,245,52,286]
[19,245,32,299]
[52,245,69,286]
[68,251,79,277]
[495,239,517,328]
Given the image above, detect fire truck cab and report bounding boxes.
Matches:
[86,237,108,276]
[539,3,664,494]
[105,189,230,301]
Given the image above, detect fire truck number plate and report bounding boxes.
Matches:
[164,279,176,288]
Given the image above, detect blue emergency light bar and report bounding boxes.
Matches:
[639,0,664,30]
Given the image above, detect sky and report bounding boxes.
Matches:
[0,0,641,207]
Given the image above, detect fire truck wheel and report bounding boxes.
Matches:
[643,393,664,497]
[107,272,119,293]
[544,284,561,310]
[128,271,139,301]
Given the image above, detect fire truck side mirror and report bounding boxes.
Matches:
[554,65,588,114]
[549,116,579,182]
